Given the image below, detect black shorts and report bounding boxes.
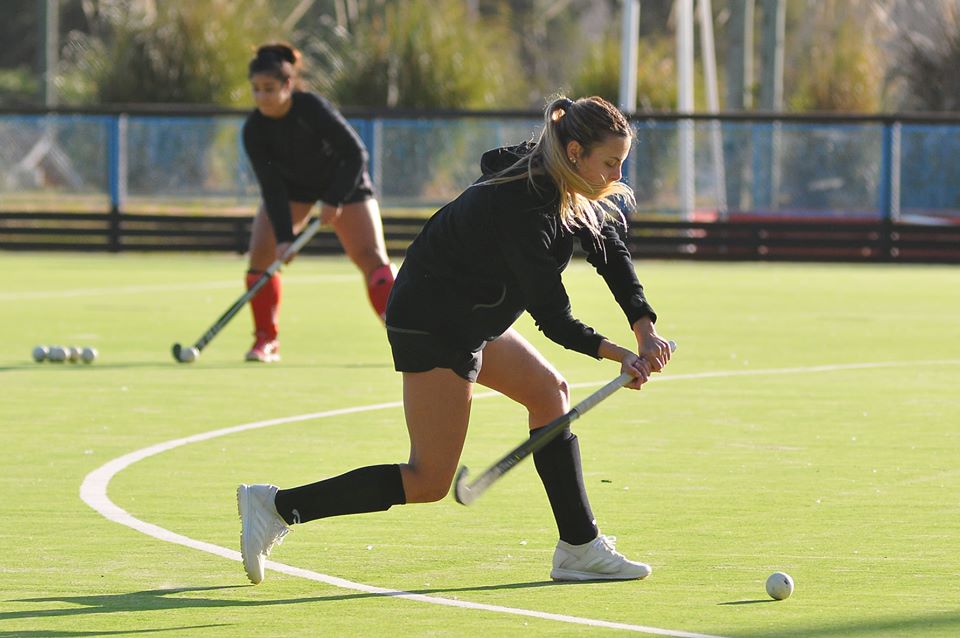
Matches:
[385,264,489,382]
[287,170,376,205]
[386,326,484,382]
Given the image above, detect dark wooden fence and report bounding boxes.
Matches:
[2,211,958,263]
[627,219,960,263]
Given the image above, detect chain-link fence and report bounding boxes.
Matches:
[2,109,960,225]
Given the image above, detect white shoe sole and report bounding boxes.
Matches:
[237,485,265,585]
[550,565,652,581]
[244,353,280,362]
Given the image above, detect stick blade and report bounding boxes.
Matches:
[453,466,475,506]
[172,343,199,364]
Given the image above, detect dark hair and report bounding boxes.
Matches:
[248,42,304,90]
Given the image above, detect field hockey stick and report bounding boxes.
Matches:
[454,340,676,506]
[171,216,323,363]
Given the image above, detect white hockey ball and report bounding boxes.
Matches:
[765,571,794,600]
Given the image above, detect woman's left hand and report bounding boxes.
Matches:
[276,241,295,264]
[633,317,672,373]
[620,352,652,390]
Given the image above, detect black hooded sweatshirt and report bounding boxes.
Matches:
[242,92,369,242]
[385,143,656,359]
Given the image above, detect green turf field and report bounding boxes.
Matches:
[2,252,958,638]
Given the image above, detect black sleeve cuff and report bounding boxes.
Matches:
[624,293,657,326]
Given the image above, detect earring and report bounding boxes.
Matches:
[569,157,577,164]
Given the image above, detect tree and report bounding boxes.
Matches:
[893,1,960,111]
[570,34,676,111]
[785,0,884,112]
[60,0,280,105]
[298,0,523,108]
[487,0,620,104]
[0,0,86,105]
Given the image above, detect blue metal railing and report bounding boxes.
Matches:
[2,108,959,225]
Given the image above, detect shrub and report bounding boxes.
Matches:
[300,0,522,109]
[61,0,279,105]
[893,2,960,111]
[787,8,883,112]
[570,34,676,112]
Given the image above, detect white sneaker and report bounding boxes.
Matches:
[550,534,651,581]
[237,483,290,584]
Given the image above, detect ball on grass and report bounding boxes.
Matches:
[32,345,49,362]
[67,346,82,363]
[81,347,98,364]
[765,571,794,600]
[179,347,199,363]
[48,346,67,363]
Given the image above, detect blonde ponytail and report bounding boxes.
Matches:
[485,95,635,236]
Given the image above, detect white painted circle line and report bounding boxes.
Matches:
[80,359,960,637]
[79,396,729,638]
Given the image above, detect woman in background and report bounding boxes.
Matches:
[241,42,396,362]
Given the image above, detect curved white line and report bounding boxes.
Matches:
[80,359,960,637]
[639,359,960,382]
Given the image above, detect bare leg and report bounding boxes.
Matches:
[330,198,395,319]
[247,201,315,271]
[476,328,570,428]
[269,366,472,528]
[330,198,390,278]
[247,204,276,272]
[290,203,315,234]
[476,328,599,546]
[399,368,473,503]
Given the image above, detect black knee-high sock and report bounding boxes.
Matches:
[532,427,599,545]
[273,464,406,525]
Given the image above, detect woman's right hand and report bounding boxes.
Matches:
[598,338,662,390]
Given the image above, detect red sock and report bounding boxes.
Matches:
[246,270,281,340]
[366,263,397,319]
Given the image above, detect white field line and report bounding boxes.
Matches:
[0,274,357,301]
[638,359,960,383]
[79,359,960,637]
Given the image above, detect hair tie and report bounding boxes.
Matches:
[550,97,575,123]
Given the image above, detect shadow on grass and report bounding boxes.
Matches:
[12,583,960,637]
[717,599,775,605]
[731,610,960,638]
[0,627,228,637]
[5,580,578,624]
[5,586,249,622]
